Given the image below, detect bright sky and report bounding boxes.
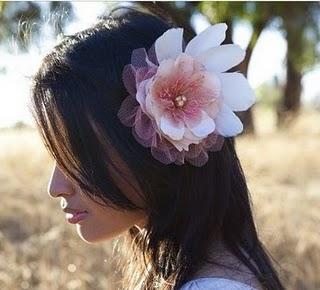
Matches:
[0,2,319,128]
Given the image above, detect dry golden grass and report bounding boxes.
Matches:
[0,106,319,290]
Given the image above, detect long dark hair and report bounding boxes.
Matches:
[30,6,285,290]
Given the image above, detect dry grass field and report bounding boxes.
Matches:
[0,105,319,290]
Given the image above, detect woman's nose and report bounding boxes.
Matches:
[47,162,74,198]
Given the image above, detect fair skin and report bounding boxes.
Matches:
[47,160,147,244]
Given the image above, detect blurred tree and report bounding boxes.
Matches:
[0,1,73,50]
[274,2,320,127]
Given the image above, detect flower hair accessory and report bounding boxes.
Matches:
[117,23,255,167]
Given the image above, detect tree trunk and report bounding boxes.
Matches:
[276,57,302,127]
[276,14,303,128]
[284,62,302,112]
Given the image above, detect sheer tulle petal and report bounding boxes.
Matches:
[204,132,225,152]
[186,150,209,167]
[122,64,137,95]
[117,95,139,127]
[131,47,149,68]
[134,107,157,140]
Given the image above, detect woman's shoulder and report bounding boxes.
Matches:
[178,277,259,290]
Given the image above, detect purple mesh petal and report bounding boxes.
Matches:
[131,47,149,68]
[147,42,159,66]
[186,150,209,167]
[132,127,153,148]
[151,145,174,165]
[185,143,202,159]
[135,67,149,86]
[205,132,225,152]
[122,64,137,95]
[134,107,157,140]
[117,95,139,127]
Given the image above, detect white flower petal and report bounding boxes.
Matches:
[170,138,191,152]
[185,23,227,58]
[186,110,216,138]
[160,115,185,140]
[155,28,183,63]
[195,44,245,73]
[220,72,256,111]
[215,103,243,136]
[169,132,202,152]
[184,128,202,141]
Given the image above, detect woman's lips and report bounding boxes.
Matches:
[63,208,89,224]
[65,211,89,224]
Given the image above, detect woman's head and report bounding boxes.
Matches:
[30,6,284,290]
[31,7,174,243]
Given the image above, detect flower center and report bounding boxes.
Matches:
[174,94,187,108]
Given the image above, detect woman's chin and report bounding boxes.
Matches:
[75,225,120,244]
[76,225,104,244]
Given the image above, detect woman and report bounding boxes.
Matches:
[30,6,284,290]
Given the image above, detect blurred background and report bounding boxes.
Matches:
[0,1,319,289]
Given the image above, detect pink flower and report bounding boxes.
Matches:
[117,23,255,166]
[143,53,221,152]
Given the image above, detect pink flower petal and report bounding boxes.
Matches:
[174,53,196,77]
